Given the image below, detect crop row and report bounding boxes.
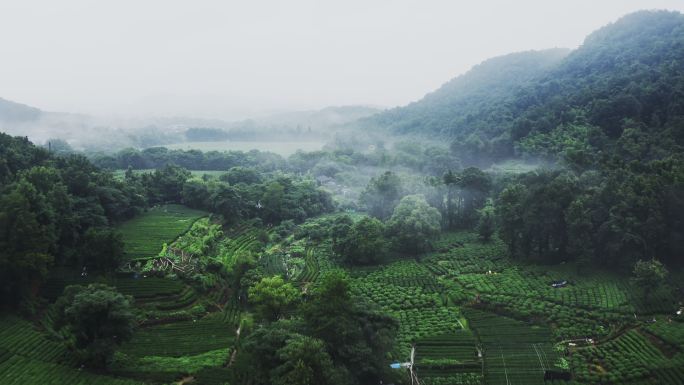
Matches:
[570,330,670,384]
[297,247,319,283]
[120,314,235,357]
[456,270,632,313]
[223,296,241,326]
[392,307,463,358]
[474,292,629,339]
[42,272,186,301]
[0,316,71,364]
[138,286,198,311]
[261,252,286,276]
[653,366,684,385]
[356,260,444,293]
[117,204,207,261]
[420,373,483,385]
[425,235,508,275]
[463,309,561,385]
[352,280,439,311]
[464,309,554,344]
[646,321,684,347]
[415,331,482,383]
[0,354,142,385]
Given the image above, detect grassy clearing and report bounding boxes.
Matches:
[116,204,207,261]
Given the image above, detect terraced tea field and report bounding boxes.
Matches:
[117,204,207,261]
[0,355,143,385]
[415,331,484,385]
[120,314,235,357]
[42,271,191,304]
[0,316,142,385]
[464,309,562,385]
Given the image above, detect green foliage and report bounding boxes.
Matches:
[387,194,442,254]
[79,227,124,271]
[302,271,398,385]
[476,202,495,241]
[113,347,229,375]
[54,284,136,368]
[116,204,207,261]
[0,179,55,305]
[272,334,341,385]
[119,314,234,357]
[360,171,403,219]
[220,166,263,185]
[368,11,684,169]
[139,164,191,204]
[464,309,562,385]
[632,259,669,298]
[93,145,285,171]
[248,275,300,322]
[332,215,389,265]
[365,48,569,164]
[570,330,677,384]
[0,354,143,385]
[232,320,342,385]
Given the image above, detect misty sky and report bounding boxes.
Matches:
[2,0,684,120]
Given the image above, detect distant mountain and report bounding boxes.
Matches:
[363,10,684,166]
[365,48,570,136]
[0,98,42,123]
[259,105,382,128]
[181,105,382,143]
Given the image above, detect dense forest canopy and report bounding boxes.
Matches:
[364,10,684,166]
[0,9,683,385]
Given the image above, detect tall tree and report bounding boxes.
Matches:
[54,284,136,368]
[360,171,402,219]
[387,194,442,254]
[249,275,300,322]
[335,216,388,265]
[632,259,669,299]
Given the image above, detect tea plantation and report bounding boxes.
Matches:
[116,204,208,261]
[4,211,683,385]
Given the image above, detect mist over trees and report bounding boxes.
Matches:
[0,8,683,385]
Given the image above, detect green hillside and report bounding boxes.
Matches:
[366,10,684,166]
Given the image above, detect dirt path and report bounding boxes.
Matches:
[175,375,194,384]
[227,324,242,367]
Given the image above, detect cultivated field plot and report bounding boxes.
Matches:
[415,331,484,385]
[120,314,235,357]
[0,316,71,364]
[117,204,207,261]
[42,271,191,304]
[351,258,461,359]
[464,309,563,385]
[0,316,142,385]
[571,328,684,384]
[0,355,143,385]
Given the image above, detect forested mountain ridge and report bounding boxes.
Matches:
[365,48,569,137]
[365,10,684,166]
[0,97,42,123]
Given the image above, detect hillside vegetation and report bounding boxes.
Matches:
[0,9,683,385]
